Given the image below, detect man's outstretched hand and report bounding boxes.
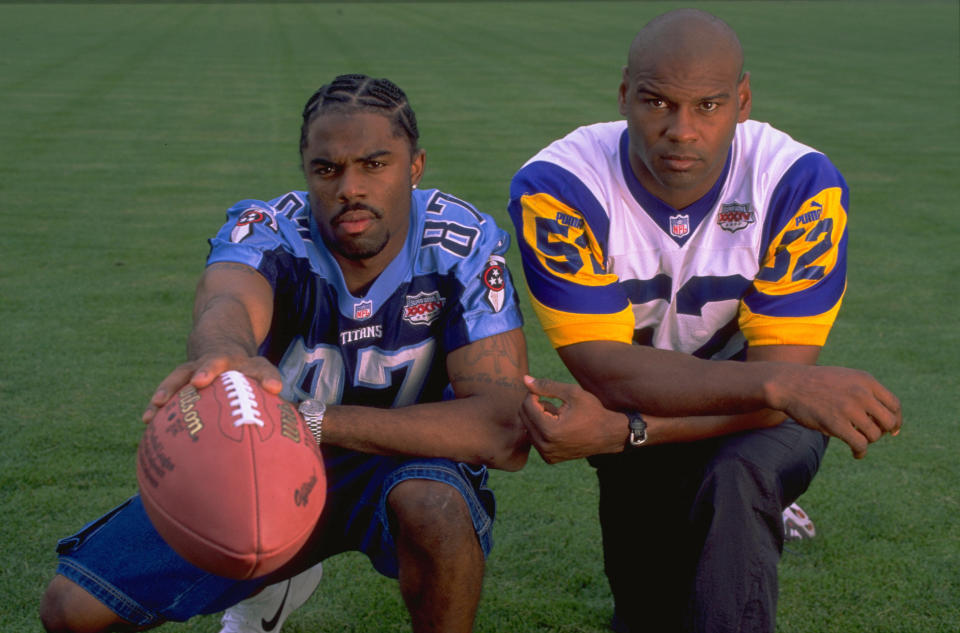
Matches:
[141,354,284,425]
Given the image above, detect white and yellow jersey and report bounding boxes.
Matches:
[508,120,848,359]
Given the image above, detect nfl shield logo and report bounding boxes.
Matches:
[353,301,373,320]
[669,214,690,238]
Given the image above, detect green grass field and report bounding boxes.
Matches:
[1,2,957,631]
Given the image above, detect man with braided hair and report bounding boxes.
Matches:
[39,74,530,633]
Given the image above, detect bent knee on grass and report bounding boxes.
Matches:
[40,575,135,633]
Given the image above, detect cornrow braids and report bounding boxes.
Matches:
[299,74,420,155]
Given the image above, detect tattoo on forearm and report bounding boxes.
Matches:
[451,371,527,394]
[463,333,523,373]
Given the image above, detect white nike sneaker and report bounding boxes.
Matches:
[782,502,816,541]
[220,563,324,633]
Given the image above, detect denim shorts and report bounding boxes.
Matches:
[54,451,495,626]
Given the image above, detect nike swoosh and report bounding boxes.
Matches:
[261,579,291,631]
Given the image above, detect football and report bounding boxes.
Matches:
[137,370,325,579]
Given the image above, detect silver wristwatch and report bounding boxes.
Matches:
[298,399,326,445]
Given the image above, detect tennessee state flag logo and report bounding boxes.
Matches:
[481,255,506,313]
[669,214,690,238]
[230,207,278,243]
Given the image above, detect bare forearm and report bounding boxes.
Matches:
[643,409,786,445]
[560,341,771,416]
[322,394,528,470]
[186,263,275,361]
[529,340,900,460]
[187,294,260,360]
[330,327,530,470]
[142,264,280,423]
[556,342,823,444]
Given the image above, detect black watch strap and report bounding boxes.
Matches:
[626,412,648,447]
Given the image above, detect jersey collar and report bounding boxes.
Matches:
[618,128,731,247]
[306,193,420,319]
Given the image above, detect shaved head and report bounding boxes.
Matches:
[617,8,752,209]
[628,9,744,83]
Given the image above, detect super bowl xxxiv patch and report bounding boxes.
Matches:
[717,202,755,233]
[481,255,507,312]
[402,291,445,326]
[230,207,278,243]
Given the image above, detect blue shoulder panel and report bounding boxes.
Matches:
[759,153,849,261]
[414,188,523,349]
[508,160,629,316]
[747,153,849,317]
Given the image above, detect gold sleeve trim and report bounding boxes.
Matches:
[739,293,843,347]
[530,293,635,348]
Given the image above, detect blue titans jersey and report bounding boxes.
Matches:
[207,188,523,409]
[509,120,848,359]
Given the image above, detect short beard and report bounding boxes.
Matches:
[323,202,388,261]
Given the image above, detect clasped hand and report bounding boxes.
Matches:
[519,375,629,464]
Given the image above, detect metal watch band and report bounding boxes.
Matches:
[627,411,648,447]
[298,399,326,445]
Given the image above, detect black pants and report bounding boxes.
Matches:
[589,420,828,633]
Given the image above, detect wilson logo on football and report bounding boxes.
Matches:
[717,202,756,233]
[402,291,445,326]
[175,385,204,441]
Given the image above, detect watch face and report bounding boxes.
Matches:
[627,413,647,446]
[298,399,325,417]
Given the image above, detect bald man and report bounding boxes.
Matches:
[508,9,900,633]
